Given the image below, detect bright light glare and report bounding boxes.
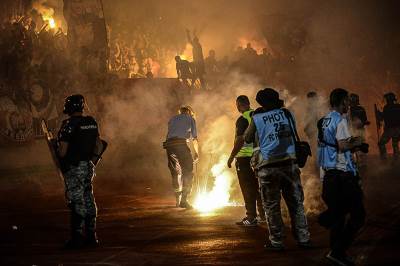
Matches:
[48,18,56,29]
[193,155,234,213]
[42,15,56,29]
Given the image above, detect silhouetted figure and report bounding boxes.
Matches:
[242,43,258,73]
[175,55,192,88]
[349,93,370,169]
[205,49,218,75]
[244,42,257,57]
[258,48,271,78]
[377,92,400,159]
[57,94,102,249]
[186,29,205,89]
[234,46,244,61]
[349,94,369,128]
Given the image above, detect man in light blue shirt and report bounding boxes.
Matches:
[164,106,199,209]
[318,88,368,266]
[166,110,198,140]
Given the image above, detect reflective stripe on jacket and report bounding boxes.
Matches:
[236,110,254,158]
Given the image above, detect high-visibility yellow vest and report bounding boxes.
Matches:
[236,109,253,158]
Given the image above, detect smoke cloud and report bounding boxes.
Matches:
[3,0,400,213]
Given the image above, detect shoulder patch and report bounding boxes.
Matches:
[80,124,98,130]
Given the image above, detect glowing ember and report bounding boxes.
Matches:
[193,155,235,213]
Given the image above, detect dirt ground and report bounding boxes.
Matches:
[0,155,399,266]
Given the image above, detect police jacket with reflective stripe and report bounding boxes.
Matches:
[236,109,254,158]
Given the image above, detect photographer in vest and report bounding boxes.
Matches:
[318,88,367,266]
[227,95,265,226]
[244,88,311,250]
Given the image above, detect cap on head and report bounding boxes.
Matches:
[329,88,348,108]
[63,94,85,115]
[256,88,284,109]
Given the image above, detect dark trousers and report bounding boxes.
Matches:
[320,170,366,256]
[378,127,400,157]
[235,157,264,219]
[166,144,194,195]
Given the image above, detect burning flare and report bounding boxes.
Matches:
[43,15,56,29]
[193,155,235,213]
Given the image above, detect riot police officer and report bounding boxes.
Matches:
[57,94,102,249]
[377,92,400,159]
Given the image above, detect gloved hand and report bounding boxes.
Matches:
[351,136,363,147]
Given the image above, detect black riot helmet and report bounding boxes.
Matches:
[349,93,360,106]
[63,94,85,115]
[384,92,397,103]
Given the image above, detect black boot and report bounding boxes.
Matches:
[85,216,99,247]
[65,212,84,249]
[179,192,193,209]
[85,231,99,247]
[65,232,85,249]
